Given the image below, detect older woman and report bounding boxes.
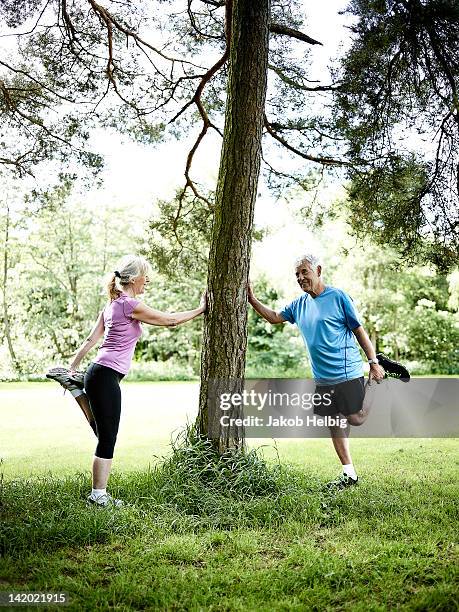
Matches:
[47,254,205,507]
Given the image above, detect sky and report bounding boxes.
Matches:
[2,1,353,297]
[85,1,352,206]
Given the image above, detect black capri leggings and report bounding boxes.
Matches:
[84,363,125,459]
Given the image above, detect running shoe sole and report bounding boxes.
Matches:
[46,367,79,391]
[45,367,84,391]
[46,367,85,391]
[376,353,410,382]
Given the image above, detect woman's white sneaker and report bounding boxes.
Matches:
[46,367,82,393]
[87,493,124,508]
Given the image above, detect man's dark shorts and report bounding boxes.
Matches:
[314,377,365,417]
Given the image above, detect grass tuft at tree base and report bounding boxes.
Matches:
[154,424,284,499]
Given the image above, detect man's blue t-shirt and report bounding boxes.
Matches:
[280,286,364,384]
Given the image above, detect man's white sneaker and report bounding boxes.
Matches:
[87,493,124,508]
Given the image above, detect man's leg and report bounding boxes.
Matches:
[314,383,358,488]
[327,422,358,486]
[327,360,410,488]
[346,375,379,426]
[330,422,351,463]
[326,377,369,488]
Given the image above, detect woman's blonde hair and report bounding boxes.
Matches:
[106,254,152,301]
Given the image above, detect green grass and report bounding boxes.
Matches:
[0,381,198,477]
[1,383,458,611]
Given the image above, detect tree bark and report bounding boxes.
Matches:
[197,0,271,451]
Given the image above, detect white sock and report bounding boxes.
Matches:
[91,488,106,499]
[342,464,357,480]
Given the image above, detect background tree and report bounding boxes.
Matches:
[0,182,22,372]
[332,0,459,270]
[0,186,145,375]
[246,276,309,377]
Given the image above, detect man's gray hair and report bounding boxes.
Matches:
[294,253,322,269]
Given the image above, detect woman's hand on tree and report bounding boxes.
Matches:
[199,291,208,313]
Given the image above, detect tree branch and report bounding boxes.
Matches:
[262,154,311,190]
[171,0,232,222]
[0,79,76,150]
[188,0,224,40]
[268,64,341,91]
[199,0,226,6]
[269,23,322,46]
[0,0,52,38]
[0,156,35,176]
[60,0,77,42]
[85,0,204,68]
[264,115,349,167]
[168,49,229,124]
[0,59,81,104]
[269,120,345,141]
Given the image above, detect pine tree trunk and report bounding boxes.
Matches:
[197,0,271,451]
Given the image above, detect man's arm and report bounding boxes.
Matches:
[248,283,286,324]
[353,325,385,381]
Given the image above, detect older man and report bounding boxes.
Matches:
[248,253,409,489]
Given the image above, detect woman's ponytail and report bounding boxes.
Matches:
[107,271,123,301]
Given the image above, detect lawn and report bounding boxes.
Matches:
[0,381,200,478]
[1,382,458,611]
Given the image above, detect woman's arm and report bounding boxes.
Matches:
[69,311,105,370]
[132,293,206,327]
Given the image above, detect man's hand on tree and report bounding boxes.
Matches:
[247,281,255,304]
